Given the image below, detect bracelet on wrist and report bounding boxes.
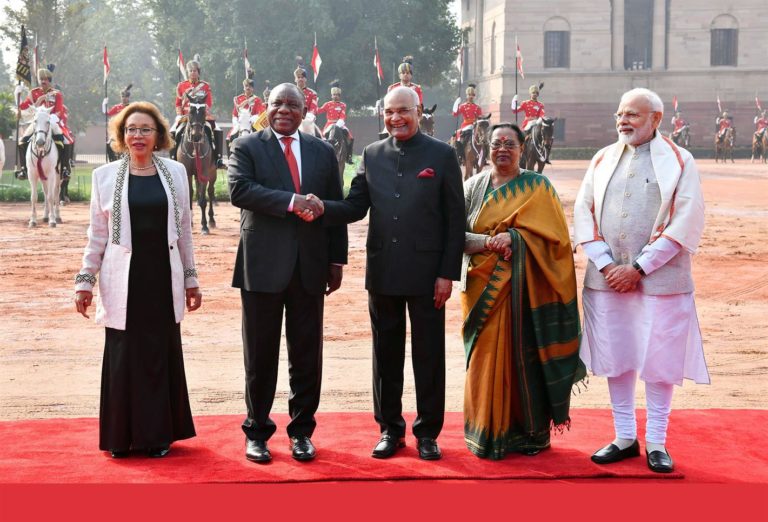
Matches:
[632,261,646,276]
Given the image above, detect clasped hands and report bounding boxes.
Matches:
[600,263,641,293]
[485,233,513,260]
[293,193,325,222]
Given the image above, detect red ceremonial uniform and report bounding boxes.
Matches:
[513,99,546,129]
[232,94,265,118]
[317,100,353,137]
[106,103,128,117]
[671,116,687,133]
[302,87,319,115]
[755,117,768,133]
[175,80,212,116]
[453,102,484,128]
[19,87,73,141]
[387,82,424,106]
[718,118,732,132]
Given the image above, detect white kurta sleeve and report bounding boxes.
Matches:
[634,236,682,275]
[582,240,614,271]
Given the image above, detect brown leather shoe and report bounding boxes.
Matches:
[245,438,272,463]
[371,434,406,459]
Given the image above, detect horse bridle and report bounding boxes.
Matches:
[181,102,211,160]
[530,120,553,162]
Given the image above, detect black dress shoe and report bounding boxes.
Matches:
[591,440,640,464]
[290,436,316,461]
[245,438,272,463]
[147,445,170,458]
[110,449,129,459]
[371,434,406,459]
[417,437,442,461]
[646,449,674,473]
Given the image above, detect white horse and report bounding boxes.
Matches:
[299,112,323,138]
[27,106,61,228]
[231,106,254,140]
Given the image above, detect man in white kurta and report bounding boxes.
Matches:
[573,88,709,474]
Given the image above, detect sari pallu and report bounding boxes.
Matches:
[462,172,585,459]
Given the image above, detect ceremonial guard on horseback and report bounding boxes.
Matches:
[715,109,735,163]
[387,56,423,108]
[670,110,690,147]
[452,83,485,165]
[170,56,224,168]
[228,71,266,145]
[514,84,554,172]
[751,109,767,163]
[716,110,734,139]
[294,58,322,137]
[317,80,353,164]
[15,66,73,181]
[103,84,132,162]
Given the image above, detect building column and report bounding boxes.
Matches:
[612,0,624,70]
[652,0,666,70]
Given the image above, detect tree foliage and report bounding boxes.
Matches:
[3,0,460,130]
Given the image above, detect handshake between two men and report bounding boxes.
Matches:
[292,193,325,222]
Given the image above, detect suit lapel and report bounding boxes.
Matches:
[260,127,297,193]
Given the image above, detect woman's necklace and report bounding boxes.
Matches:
[130,162,155,171]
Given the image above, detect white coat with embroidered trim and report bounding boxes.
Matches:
[574,132,704,255]
[74,155,199,330]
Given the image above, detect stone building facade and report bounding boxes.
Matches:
[460,0,768,147]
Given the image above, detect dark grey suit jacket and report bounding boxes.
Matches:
[323,131,464,296]
[228,127,347,295]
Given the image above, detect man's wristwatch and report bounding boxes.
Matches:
[632,261,646,276]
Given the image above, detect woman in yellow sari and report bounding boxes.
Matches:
[461,123,585,459]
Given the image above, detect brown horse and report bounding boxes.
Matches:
[419,104,437,136]
[714,127,735,163]
[751,131,767,163]
[520,117,556,173]
[455,114,491,181]
[178,91,217,234]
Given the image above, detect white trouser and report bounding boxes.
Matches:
[608,370,675,444]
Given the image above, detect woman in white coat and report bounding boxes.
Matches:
[74,102,202,458]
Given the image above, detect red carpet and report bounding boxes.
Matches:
[1,409,766,483]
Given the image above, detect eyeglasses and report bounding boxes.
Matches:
[613,111,651,122]
[384,106,416,117]
[490,140,520,150]
[125,127,157,136]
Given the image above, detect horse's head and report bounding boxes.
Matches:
[540,117,557,145]
[236,107,252,136]
[474,114,492,144]
[419,104,437,136]
[33,106,53,147]
[186,92,207,142]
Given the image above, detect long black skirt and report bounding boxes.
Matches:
[98,173,195,451]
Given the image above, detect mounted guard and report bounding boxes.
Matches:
[512,83,546,135]
[387,55,423,108]
[15,66,73,180]
[228,73,266,144]
[294,57,321,137]
[669,110,690,147]
[170,55,224,168]
[452,83,485,164]
[715,110,734,139]
[318,79,354,164]
[103,84,132,162]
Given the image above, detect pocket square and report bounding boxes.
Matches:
[417,168,435,179]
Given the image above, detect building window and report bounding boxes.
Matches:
[710,15,738,66]
[544,32,569,68]
[543,17,571,69]
[624,0,653,70]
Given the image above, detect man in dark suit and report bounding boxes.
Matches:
[315,86,464,460]
[228,83,347,464]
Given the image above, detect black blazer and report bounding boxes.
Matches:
[324,131,464,296]
[228,127,347,294]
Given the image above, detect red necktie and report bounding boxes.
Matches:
[281,136,301,193]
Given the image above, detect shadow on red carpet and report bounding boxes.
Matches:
[1,409,765,483]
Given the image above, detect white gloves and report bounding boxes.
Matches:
[305,112,316,123]
[102,98,109,114]
[452,97,461,113]
[335,119,345,128]
[511,95,519,109]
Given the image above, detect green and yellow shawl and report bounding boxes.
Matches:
[462,171,585,459]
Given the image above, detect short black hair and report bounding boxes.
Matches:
[491,122,525,145]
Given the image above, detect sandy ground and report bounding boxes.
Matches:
[0,159,766,423]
